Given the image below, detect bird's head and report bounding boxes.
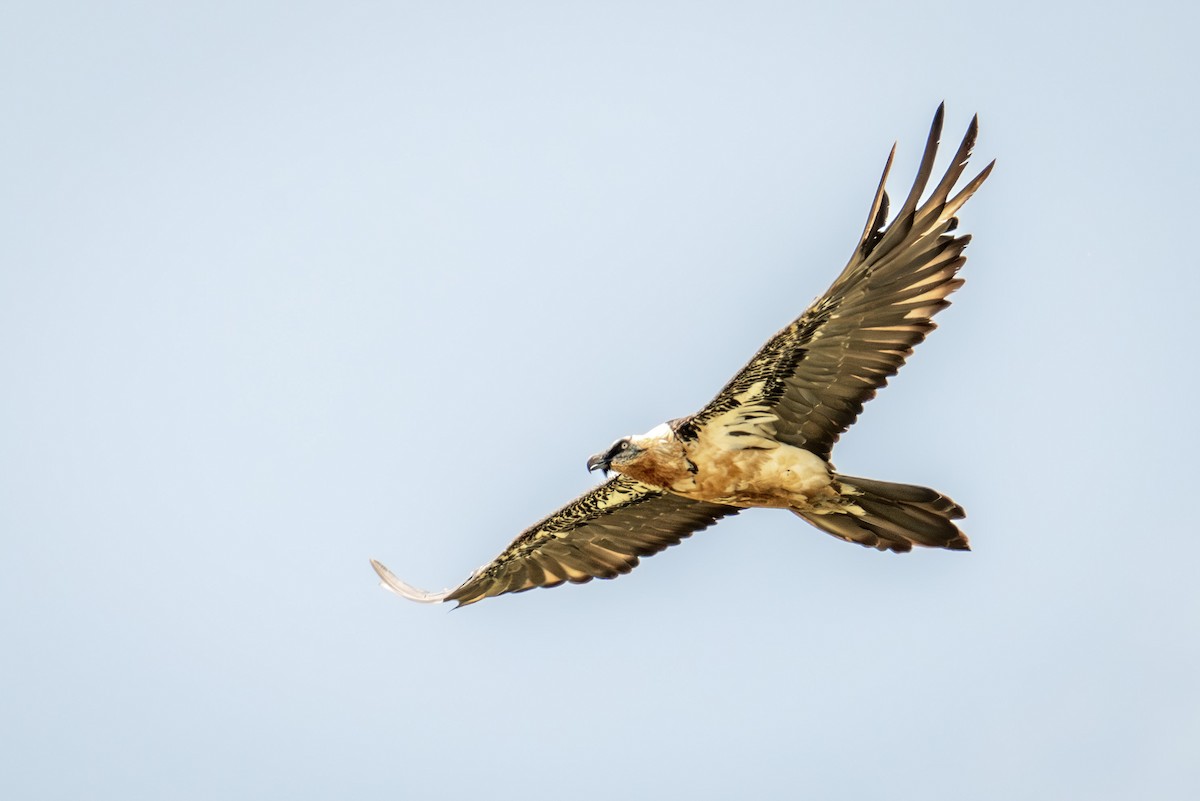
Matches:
[586,424,677,478]
[586,437,643,478]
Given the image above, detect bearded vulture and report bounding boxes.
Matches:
[372,105,993,607]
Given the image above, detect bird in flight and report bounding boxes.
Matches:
[372,105,993,607]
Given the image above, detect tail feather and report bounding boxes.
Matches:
[797,473,969,553]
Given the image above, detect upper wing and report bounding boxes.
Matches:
[677,105,993,459]
[371,476,738,607]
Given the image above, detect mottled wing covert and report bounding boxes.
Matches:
[678,105,993,459]
[371,476,738,606]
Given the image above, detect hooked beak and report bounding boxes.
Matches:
[586,452,610,476]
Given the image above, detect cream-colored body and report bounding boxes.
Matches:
[616,418,835,510]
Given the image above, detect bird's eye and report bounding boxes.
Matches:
[617,440,630,450]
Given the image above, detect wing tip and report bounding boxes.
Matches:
[370,558,452,604]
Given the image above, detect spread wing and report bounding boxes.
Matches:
[371,476,738,607]
[678,105,993,459]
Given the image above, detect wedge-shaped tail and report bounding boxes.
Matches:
[797,473,968,553]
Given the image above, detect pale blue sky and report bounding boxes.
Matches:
[3,2,1198,799]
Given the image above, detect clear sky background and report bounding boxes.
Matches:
[3,2,1197,799]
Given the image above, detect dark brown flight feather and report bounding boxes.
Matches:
[679,103,993,459]
[373,477,736,607]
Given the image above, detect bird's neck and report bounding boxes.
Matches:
[618,425,694,489]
